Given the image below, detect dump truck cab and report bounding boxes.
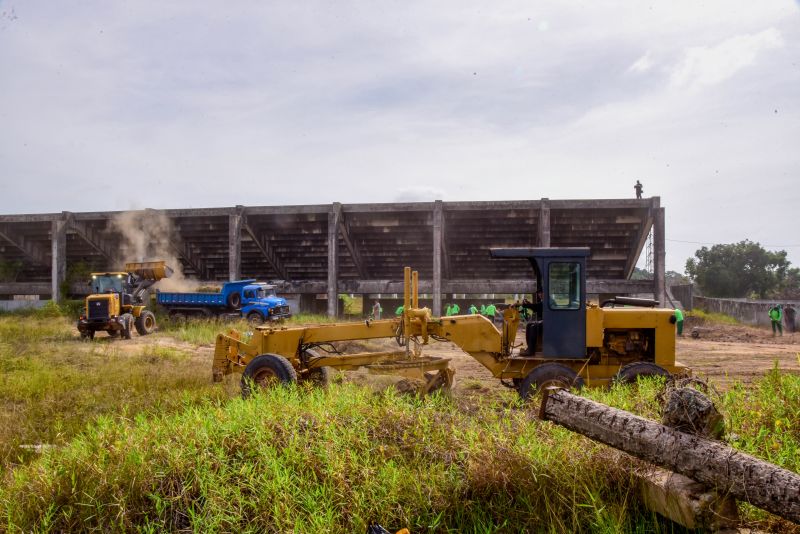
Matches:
[78,261,172,340]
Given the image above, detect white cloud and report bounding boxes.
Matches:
[670,28,784,89]
[628,51,654,74]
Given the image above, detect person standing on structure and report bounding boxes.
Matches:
[634,180,643,199]
[674,308,684,336]
[468,304,478,315]
[372,300,382,320]
[768,304,783,336]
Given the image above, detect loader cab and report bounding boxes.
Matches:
[490,247,588,358]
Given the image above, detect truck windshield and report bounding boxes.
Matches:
[92,275,124,294]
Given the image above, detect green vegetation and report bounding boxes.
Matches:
[686,308,740,325]
[0,315,797,532]
[685,240,800,299]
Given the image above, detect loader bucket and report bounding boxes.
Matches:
[125,261,174,281]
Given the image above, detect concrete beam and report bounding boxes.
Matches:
[0,225,50,267]
[64,212,115,260]
[538,198,551,247]
[241,216,288,280]
[51,217,67,302]
[333,202,368,279]
[432,200,443,316]
[228,209,243,281]
[653,206,666,306]
[272,278,653,295]
[327,205,340,317]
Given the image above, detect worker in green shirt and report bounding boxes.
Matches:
[468,304,478,315]
[479,304,486,315]
[769,304,783,336]
[485,303,497,322]
[445,303,460,316]
[395,305,404,317]
[674,308,684,336]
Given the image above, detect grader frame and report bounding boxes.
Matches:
[212,258,687,397]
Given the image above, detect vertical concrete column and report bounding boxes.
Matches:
[228,208,243,281]
[538,198,551,247]
[51,216,67,302]
[327,203,341,318]
[432,200,443,317]
[653,206,666,307]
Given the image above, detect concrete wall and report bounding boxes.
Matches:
[0,300,46,312]
[693,296,800,328]
[670,284,694,311]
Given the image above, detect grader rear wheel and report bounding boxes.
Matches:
[241,354,297,398]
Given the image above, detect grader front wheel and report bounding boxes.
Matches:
[241,354,298,398]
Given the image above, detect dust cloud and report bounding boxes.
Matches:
[110,210,200,293]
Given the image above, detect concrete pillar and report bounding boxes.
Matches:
[432,200,443,317]
[51,217,67,302]
[327,203,341,318]
[538,198,551,247]
[228,208,242,281]
[654,206,666,307]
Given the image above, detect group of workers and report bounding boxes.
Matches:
[386,302,499,320]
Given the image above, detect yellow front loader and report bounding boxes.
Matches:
[77,261,172,340]
[213,248,688,399]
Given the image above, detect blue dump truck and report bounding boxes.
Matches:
[156,280,291,324]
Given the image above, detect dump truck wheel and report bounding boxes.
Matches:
[247,311,264,325]
[614,362,670,385]
[227,291,242,310]
[135,310,156,336]
[80,330,94,340]
[241,354,297,398]
[519,363,584,400]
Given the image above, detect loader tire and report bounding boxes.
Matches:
[614,361,670,385]
[241,354,297,398]
[227,291,242,310]
[298,350,331,388]
[519,363,583,400]
[80,330,95,341]
[121,314,133,339]
[134,310,156,336]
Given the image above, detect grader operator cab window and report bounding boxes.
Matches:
[548,262,581,310]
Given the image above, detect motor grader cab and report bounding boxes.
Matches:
[212,248,686,399]
[77,261,173,340]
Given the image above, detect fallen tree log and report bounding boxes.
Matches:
[540,389,800,524]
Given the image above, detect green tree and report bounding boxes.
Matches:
[685,240,792,298]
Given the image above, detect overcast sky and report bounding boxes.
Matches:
[0,1,798,273]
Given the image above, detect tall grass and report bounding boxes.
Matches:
[0,385,647,533]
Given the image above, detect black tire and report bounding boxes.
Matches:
[121,314,133,339]
[298,350,331,388]
[302,366,332,388]
[134,310,156,336]
[241,354,297,398]
[519,363,584,400]
[80,330,95,340]
[227,292,242,310]
[614,361,670,385]
[247,311,264,325]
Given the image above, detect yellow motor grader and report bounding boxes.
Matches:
[77,261,172,340]
[212,248,687,398]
